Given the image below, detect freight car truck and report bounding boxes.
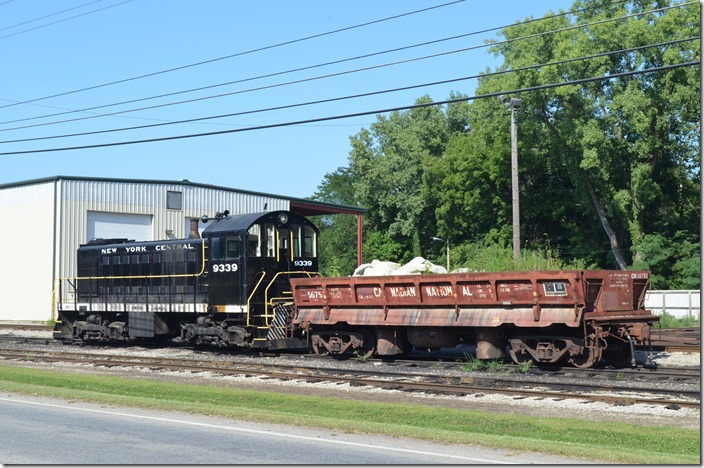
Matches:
[290,269,658,368]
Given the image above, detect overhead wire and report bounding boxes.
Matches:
[0,0,695,132]
[0,0,132,40]
[0,60,697,156]
[0,0,106,33]
[0,0,636,126]
[0,0,466,110]
[0,37,696,145]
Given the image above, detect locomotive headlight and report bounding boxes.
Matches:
[277,213,288,225]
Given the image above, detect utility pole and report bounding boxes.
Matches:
[500,96,521,266]
[431,237,450,272]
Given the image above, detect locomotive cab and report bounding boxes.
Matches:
[195,210,320,349]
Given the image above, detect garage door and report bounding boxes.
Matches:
[87,212,152,241]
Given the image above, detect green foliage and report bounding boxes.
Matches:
[448,239,590,273]
[655,311,700,329]
[630,232,700,289]
[310,1,699,289]
[518,361,533,374]
[0,365,699,463]
[309,166,361,277]
[362,231,406,265]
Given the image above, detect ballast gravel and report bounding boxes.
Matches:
[1,328,700,430]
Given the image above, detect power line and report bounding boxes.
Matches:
[0,37,696,145]
[0,0,466,110]
[0,0,106,33]
[0,60,696,156]
[1,1,695,132]
[0,0,640,127]
[0,0,132,40]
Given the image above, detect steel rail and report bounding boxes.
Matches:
[0,348,698,409]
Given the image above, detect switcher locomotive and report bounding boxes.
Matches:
[54,209,658,368]
[55,210,319,351]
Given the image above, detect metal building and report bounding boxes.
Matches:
[0,176,363,323]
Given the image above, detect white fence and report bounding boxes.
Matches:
[645,290,700,319]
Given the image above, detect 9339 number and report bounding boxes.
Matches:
[294,260,313,267]
[212,263,238,273]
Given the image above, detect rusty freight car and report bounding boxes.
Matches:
[290,269,657,368]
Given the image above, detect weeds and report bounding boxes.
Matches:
[459,354,507,372]
[655,311,700,328]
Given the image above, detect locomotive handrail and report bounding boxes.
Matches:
[57,240,208,282]
[54,241,208,317]
[260,271,319,326]
[246,271,268,327]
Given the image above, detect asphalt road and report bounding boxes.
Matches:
[0,393,596,464]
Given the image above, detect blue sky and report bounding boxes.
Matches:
[0,0,574,199]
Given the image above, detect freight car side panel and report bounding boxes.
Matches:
[290,270,603,328]
[294,306,579,328]
[292,269,655,328]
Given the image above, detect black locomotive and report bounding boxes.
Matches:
[54,210,319,350]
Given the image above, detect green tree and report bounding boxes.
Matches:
[310,1,700,288]
[467,0,700,284]
[348,95,452,264]
[309,166,361,276]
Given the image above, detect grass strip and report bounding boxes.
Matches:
[0,365,699,464]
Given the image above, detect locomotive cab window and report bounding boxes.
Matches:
[304,225,316,257]
[212,236,241,259]
[265,224,275,257]
[543,282,567,296]
[225,236,241,259]
[211,237,222,260]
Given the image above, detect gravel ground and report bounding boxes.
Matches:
[1,328,700,430]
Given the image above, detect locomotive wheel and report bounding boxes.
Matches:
[568,346,602,368]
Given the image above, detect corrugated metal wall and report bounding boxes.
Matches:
[57,179,290,281]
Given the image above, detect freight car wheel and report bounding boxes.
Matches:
[310,340,330,356]
[509,349,533,366]
[353,330,376,360]
[568,347,602,368]
[603,340,632,368]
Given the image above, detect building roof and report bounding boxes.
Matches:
[0,175,365,216]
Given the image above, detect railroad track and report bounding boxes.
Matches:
[0,346,698,410]
[649,327,701,352]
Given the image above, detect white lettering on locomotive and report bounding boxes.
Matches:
[156,243,195,251]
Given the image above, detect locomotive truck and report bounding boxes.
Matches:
[54,210,658,368]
